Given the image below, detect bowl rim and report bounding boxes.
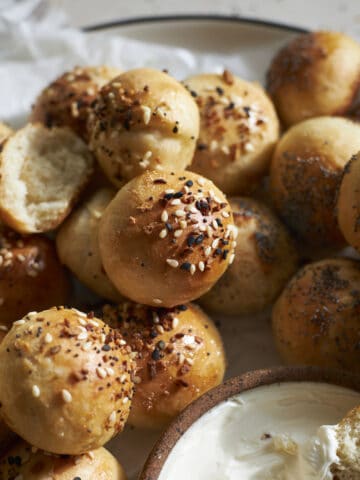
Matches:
[139,365,360,480]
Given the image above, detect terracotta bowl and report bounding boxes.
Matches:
[140,365,360,480]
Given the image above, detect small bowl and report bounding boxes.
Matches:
[140,366,360,480]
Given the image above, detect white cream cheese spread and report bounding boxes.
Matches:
[159,382,360,480]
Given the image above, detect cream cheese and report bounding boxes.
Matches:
[159,382,360,480]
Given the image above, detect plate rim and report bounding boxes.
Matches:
[82,13,309,34]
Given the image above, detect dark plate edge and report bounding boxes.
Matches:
[82,14,309,34]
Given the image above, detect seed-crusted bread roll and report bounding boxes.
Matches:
[331,406,360,479]
[99,170,237,308]
[0,123,94,234]
[0,441,127,480]
[0,307,134,455]
[30,66,122,140]
[56,188,124,302]
[267,31,360,127]
[185,71,279,195]
[89,68,200,187]
[272,258,360,372]
[200,197,298,315]
[270,116,360,246]
[0,122,13,145]
[337,152,360,253]
[102,301,225,429]
[0,227,69,329]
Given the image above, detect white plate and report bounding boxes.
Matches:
[0,13,309,479]
[80,16,305,480]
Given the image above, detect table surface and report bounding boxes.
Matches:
[54,0,360,37]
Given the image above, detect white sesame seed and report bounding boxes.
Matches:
[44,333,53,344]
[190,264,196,275]
[197,177,205,186]
[161,210,168,222]
[222,211,230,218]
[186,358,194,365]
[199,224,207,232]
[120,374,127,383]
[141,105,152,124]
[180,220,187,229]
[212,220,219,229]
[78,318,87,326]
[17,254,26,262]
[210,140,218,152]
[82,342,92,351]
[229,253,235,264]
[153,298,163,304]
[62,389,72,403]
[170,199,181,206]
[119,339,126,345]
[0,325,8,332]
[198,261,205,272]
[157,325,164,334]
[175,209,185,217]
[174,229,183,238]
[143,150,152,161]
[100,333,106,343]
[189,205,198,214]
[77,332,88,341]
[178,353,185,365]
[244,142,255,152]
[13,319,26,326]
[32,385,40,398]
[166,259,179,268]
[206,226,213,237]
[88,319,99,327]
[73,309,87,318]
[172,317,179,329]
[123,396,129,404]
[232,241,237,248]
[159,229,168,239]
[221,145,230,155]
[212,238,220,249]
[165,189,175,194]
[139,159,150,169]
[153,312,160,323]
[106,367,115,376]
[108,410,117,424]
[96,367,107,379]
[205,246,212,257]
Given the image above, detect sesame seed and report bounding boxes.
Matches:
[198,261,205,272]
[96,367,107,379]
[139,159,150,169]
[244,142,255,152]
[13,319,26,326]
[153,298,163,304]
[88,319,99,327]
[141,105,152,124]
[32,385,40,398]
[79,318,87,326]
[133,375,142,384]
[153,312,160,323]
[212,238,220,249]
[165,189,175,194]
[0,325,8,332]
[221,145,230,155]
[175,210,185,217]
[166,259,179,268]
[229,253,235,264]
[174,229,183,238]
[159,229,168,239]
[172,317,179,329]
[157,325,165,334]
[82,342,92,351]
[180,220,187,229]
[212,220,218,229]
[77,332,88,340]
[120,374,127,383]
[197,177,205,186]
[161,210,169,222]
[123,396,129,404]
[44,333,53,344]
[232,241,237,248]
[106,367,115,376]
[222,211,230,218]
[210,140,218,152]
[62,389,72,403]
[170,199,181,206]
[190,264,196,275]
[143,150,152,161]
[108,411,117,424]
[17,254,26,262]
[205,246,212,257]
